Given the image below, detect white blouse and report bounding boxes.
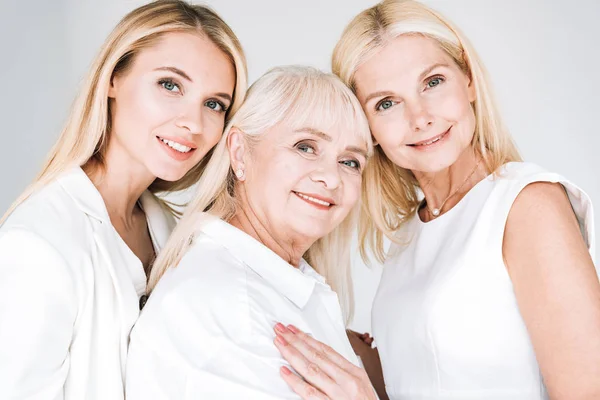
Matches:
[126,215,360,399]
[372,162,595,400]
[0,167,175,400]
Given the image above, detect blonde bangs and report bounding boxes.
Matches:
[238,66,372,155]
[332,0,522,263]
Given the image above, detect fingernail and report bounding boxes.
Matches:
[281,366,291,375]
[287,324,299,334]
[275,323,287,334]
[275,334,288,346]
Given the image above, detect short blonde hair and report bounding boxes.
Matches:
[2,0,247,223]
[332,0,522,262]
[148,65,373,323]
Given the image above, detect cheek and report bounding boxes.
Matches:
[116,84,170,137]
[202,116,226,146]
[249,151,292,197]
[439,86,475,127]
[368,113,410,148]
[344,176,362,206]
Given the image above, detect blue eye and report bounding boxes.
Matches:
[294,142,317,154]
[296,143,316,154]
[341,159,361,170]
[205,100,227,113]
[376,99,396,112]
[427,76,444,88]
[159,79,181,93]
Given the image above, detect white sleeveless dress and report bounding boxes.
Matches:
[371,162,596,400]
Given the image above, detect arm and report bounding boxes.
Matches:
[0,229,76,400]
[503,182,600,400]
[346,330,388,400]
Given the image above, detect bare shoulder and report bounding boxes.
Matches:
[503,180,592,274]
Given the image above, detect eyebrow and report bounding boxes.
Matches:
[154,66,193,82]
[363,62,451,104]
[364,90,395,104]
[214,92,233,103]
[294,128,368,159]
[294,127,332,141]
[418,62,450,81]
[346,146,368,159]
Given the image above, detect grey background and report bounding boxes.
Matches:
[1,0,598,331]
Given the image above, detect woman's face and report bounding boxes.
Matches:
[237,120,368,243]
[354,34,476,174]
[108,31,235,182]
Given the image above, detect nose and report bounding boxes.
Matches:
[309,160,342,191]
[174,102,204,134]
[406,98,434,132]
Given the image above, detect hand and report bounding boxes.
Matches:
[348,329,374,346]
[273,323,377,400]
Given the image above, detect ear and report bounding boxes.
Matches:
[227,127,247,174]
[108,73,120,99]
[467,76,476,103]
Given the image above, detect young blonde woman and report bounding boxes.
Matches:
[0,1,246,399]
[125,65,377,399]
[275,1,599,399]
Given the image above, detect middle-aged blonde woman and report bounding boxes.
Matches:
[274,1,600,400]
[0,1,247,399]
[125,65,378,399]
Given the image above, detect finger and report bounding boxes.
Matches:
[274,334,345,398]
[275,324,352,380]
[275,324,376,400]
[280,366,329,400]
[286,324,364,376]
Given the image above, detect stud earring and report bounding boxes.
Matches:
[235,168,245,180]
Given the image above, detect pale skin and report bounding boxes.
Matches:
[85,31,235,274]
[226,120,372,398]
[227,122,367,267]
[277,34,600,400]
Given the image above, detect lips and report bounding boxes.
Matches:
[156,135,198,153]
[408,127,451,147]
[156,136,197,162]
[292,191,336,209]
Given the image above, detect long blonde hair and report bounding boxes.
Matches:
[332,0,522,262]
[148,65,373,322]
[1,0,247,223]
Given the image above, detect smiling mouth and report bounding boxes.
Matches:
[157,136,195,154]
[407,127,451,147]
[293,191,335,208]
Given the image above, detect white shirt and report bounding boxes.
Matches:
[0,167,175,400]
[372,162,596,400]
[126,215,361,399]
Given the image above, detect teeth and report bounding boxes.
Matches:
[296,192,331,207]
[159,137,192,153]
[417,135,442,146]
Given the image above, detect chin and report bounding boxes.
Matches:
[290,219,335,242]
[410,150,462,173]
[150,165,191,183]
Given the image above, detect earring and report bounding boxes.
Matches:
[235,168,245,180]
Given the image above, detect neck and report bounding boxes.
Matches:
[229,189,311,268]
[84,141,155,229]
[413,148,488,218]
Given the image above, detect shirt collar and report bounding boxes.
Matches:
[57,167,110,223]
[197,214,325,309]
[57,167,175,250]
